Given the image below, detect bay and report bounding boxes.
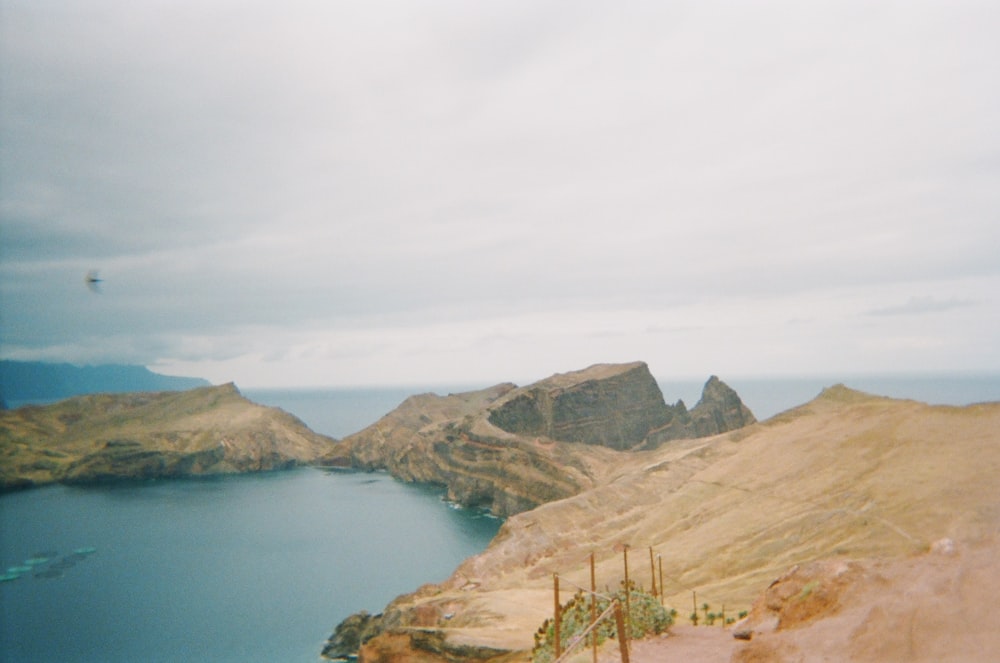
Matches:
[0,469,500,663]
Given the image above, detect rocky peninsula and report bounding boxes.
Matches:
[317,362,755,518]
[0,383,335,491]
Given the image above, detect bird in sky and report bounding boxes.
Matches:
[85,270,103,293]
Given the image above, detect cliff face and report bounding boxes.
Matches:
[0,383,335,491]
[486,362,672,450]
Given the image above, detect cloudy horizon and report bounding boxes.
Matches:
[2,1,998,388]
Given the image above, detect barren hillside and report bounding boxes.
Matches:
[335,385,1000,661]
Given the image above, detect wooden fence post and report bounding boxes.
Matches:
[554,573,561,660]
[622,545,631,640]
[657,555,664,607]
[591,553,598,663]
[649,547,657,597]
[614,600,630,663]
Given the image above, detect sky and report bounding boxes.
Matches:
[1,1,999,388]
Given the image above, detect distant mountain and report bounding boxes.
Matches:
[0,361,210,406]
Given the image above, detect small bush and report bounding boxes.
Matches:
[531,583,672,663]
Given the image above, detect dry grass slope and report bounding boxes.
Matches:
[356,386,1000,659]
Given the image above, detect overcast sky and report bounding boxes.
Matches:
[2,1,998,388]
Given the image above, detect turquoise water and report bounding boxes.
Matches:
[0,469,501,663]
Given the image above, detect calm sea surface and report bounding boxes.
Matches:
[0,470,500,663]
[3,375,998,662]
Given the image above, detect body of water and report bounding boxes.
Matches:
[0,469,500,663]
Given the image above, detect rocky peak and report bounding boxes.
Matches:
[643,375,756,447]
[689,375,757,436]
[485,361,671,450]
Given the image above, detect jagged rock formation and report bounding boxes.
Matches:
[643,375,757,447]
[0,383,335,491]
[322,387,1000,663]
[317,362,755,518]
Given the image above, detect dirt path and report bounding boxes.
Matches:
[598,625,737,663]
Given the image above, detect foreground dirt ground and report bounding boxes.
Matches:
[597,535,1000,663]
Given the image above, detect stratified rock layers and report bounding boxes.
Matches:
[486,362,672,449]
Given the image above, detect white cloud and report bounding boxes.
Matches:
[3,1,999,385]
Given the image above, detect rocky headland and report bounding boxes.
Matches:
[321,378,1000,663]
[317,362,755,518]
[0,383,335,491]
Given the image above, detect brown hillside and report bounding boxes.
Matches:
[336,386,1000,661]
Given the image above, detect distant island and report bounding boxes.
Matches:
[0,360,210,407]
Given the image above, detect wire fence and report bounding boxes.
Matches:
[545,544,741,663]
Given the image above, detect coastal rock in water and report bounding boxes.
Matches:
[0,383,336,491]
[321,611,385,660]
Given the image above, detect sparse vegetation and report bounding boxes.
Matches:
[531,582,672,663]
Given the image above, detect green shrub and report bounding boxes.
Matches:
[531,583,672,663]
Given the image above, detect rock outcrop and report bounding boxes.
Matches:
[0,383,335,491]
[485,362,672,449]
[643,375,757,447]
